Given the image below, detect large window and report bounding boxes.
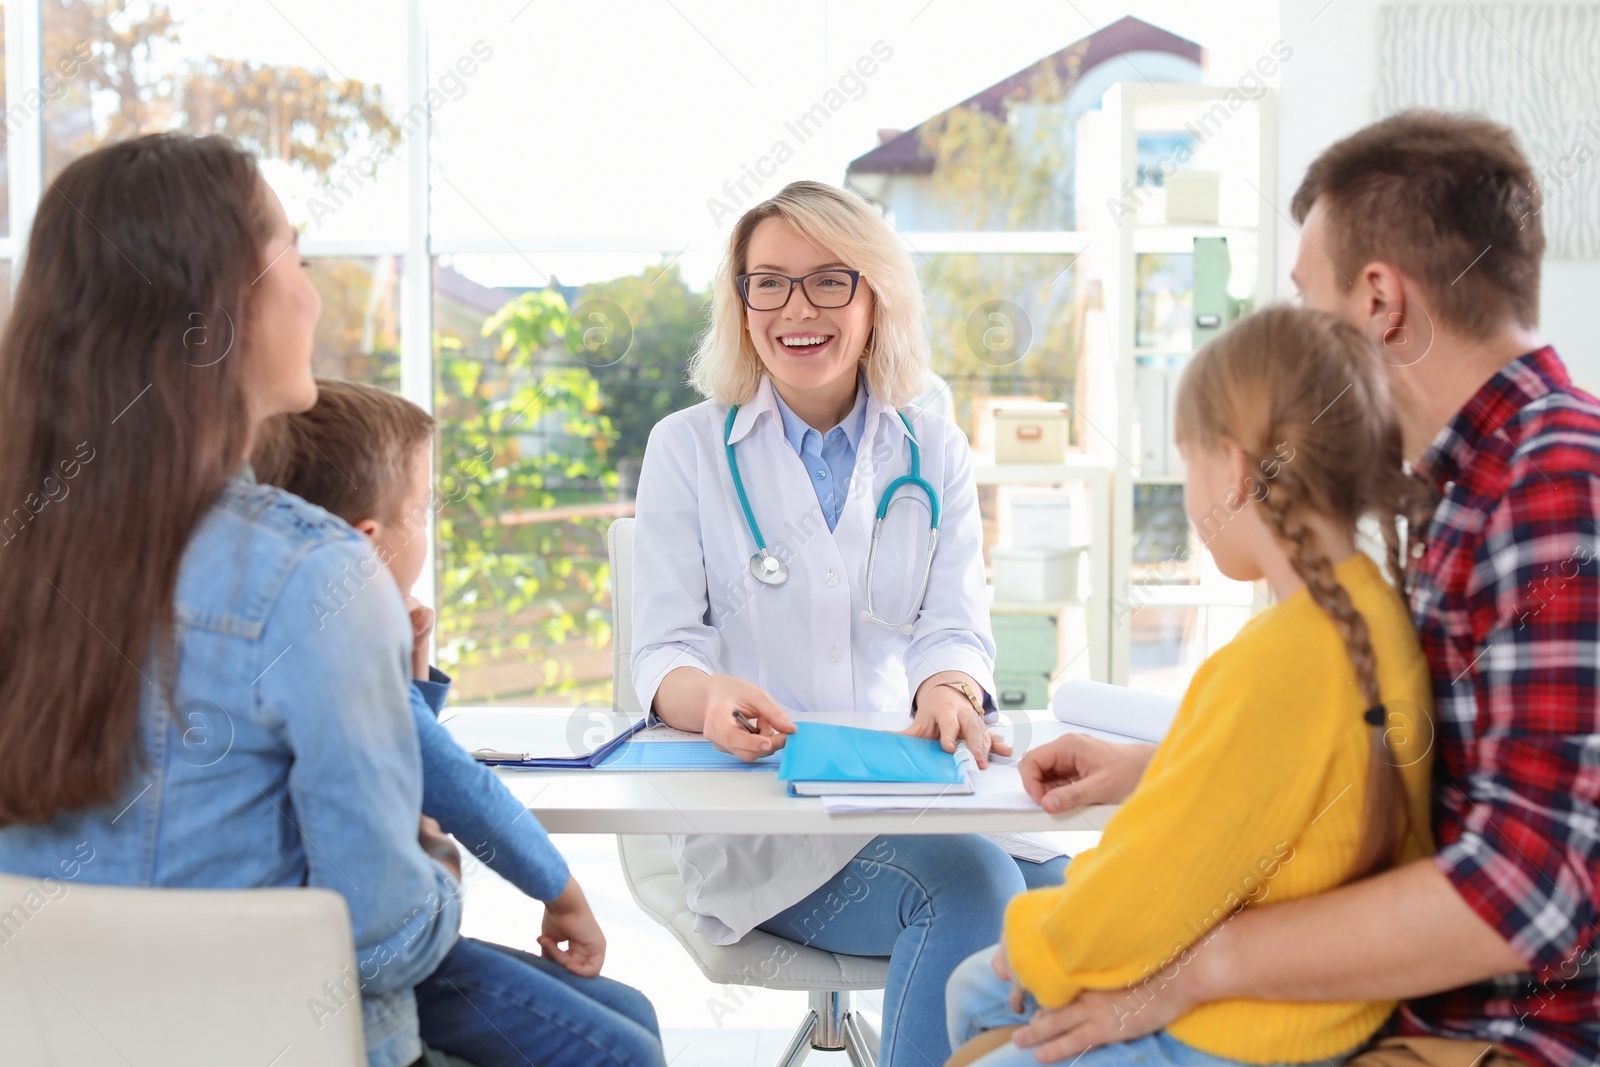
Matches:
[15,2,1284,702]
[13,1,1103,705]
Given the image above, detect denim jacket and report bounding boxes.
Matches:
[412,669,570,899]
[0,475,461,1067]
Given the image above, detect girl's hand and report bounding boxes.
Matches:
[992,944,1027,1015]
[1019,735,1155,812]
[539,877,606,977]
[403,596,434,682]
[700,674,795,762]
[907,673,1010,770]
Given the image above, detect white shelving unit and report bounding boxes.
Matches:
[1075,83,1280,686]
[972,453,1113,683]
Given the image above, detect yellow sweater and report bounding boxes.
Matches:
[1005,553,1434,1063]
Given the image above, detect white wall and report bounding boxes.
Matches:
[1277,0,1600,391]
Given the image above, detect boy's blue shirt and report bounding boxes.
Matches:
[410,668,570,901]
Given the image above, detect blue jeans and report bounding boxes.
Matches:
[756,835,1070,1067]
[414,938,664,1067]
[945,947,1291,1067]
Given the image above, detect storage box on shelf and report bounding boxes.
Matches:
[1009,494,1073,550]
[992,546,1084,603]
[972,451,1111,685]
[992,402,1070,464]
[991,614,1059,712]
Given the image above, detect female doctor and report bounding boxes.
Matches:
[631,180,1067,1065]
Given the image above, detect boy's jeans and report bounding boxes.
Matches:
[945,946,1296,1067]
[415,938,663,1067]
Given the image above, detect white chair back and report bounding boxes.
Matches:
[0,873,365,1066]
[608,517,643,719]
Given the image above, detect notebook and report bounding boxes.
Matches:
[777,721,977,796]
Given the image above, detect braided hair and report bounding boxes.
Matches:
[1173,306,1421,880]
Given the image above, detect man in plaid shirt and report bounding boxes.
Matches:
[994,112,1600,1067]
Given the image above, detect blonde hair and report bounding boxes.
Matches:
[689,180,928,407]
[1174,306,1430,881]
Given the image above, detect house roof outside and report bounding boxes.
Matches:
[846,16,1203,177]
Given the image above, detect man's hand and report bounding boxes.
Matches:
[1014,981,1193,1061]
[700,675,796,762]
[417,815,461,881]
[908,672,1010,770]
[539,877,606,977]
[1019,734,1155,812]
[403,596,434,682]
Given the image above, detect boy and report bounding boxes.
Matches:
[252,379,664,1067]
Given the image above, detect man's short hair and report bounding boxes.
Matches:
[251,378,435,526]
[1291,109,1544,338]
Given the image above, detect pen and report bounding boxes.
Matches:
[732,709,761,734]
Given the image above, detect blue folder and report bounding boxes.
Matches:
[594,740,774,772]
[776,722,972,795]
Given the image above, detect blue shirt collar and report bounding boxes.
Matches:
[772,377,868,455]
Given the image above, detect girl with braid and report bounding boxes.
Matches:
[942,307,1437,1067]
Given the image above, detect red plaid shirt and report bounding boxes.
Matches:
[1397,348,1600,1067]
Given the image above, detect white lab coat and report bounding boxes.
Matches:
[631,375,1012,944]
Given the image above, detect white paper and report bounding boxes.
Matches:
[989,714,1145,752]
[1050,681,1179,743]
[819,762,1041,813]
[983,831,1068,863]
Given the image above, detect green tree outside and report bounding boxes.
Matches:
[432,291,619,694]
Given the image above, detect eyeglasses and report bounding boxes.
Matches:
[735,269,862,312]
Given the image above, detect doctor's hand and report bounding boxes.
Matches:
[701,674,796,762]
[908,672,1010,770]
[1019,734,1155,813]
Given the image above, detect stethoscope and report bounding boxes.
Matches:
[723,405,941,634]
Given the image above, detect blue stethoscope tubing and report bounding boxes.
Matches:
[723,404,941,634]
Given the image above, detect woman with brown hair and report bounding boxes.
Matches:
[0,134,461,1067]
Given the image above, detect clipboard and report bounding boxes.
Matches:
[440,706,647,768]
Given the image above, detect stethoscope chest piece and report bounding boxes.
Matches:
[750,550,789,586]
[725,402,936,614]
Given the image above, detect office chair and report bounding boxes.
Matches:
[608,517,887,1066]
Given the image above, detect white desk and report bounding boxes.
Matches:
[492,764,1113,835]
[473,711,1120,836]
[447,707,1124,835]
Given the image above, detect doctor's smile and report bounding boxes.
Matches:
[775,330,835,353]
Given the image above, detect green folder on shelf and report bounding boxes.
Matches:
[777,722,976,797]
